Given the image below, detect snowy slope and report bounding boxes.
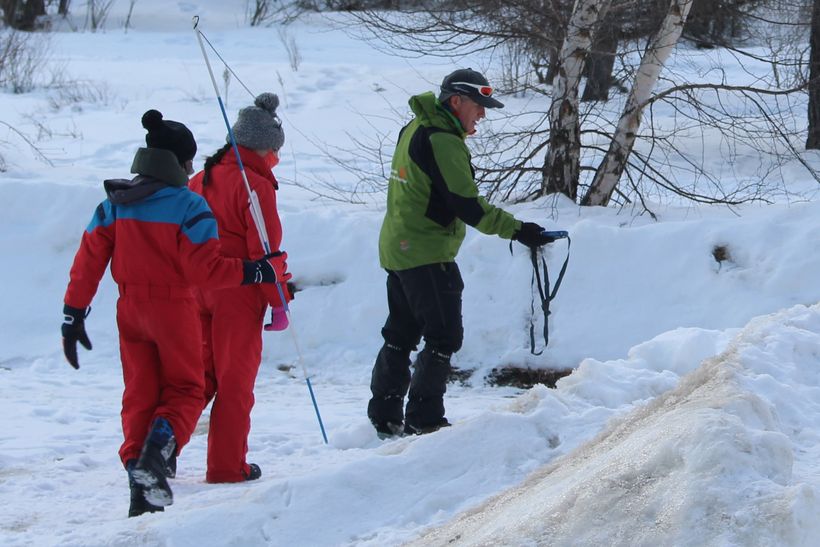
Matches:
[1,2,820,546]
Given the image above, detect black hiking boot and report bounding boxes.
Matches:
[126,459,164,518]
[131,417,176,508]
[244,463,262,481]
[404,418,451,436]
[372,420,405,440]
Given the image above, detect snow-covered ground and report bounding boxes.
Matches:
[1,2,819,545]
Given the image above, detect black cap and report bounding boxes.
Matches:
[141,109,197,166]
[438,68,504,109]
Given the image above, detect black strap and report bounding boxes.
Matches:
[528,236,571,355]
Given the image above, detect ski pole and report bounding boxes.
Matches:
[192,16,328,444]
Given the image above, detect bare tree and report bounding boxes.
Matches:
[807,0,820,149]
[1,0,45,30]
[583,0,695,205]
[580,0,673,102]
[336,0,817,207]
[542,0,613,199]
[278,26,302,71]
[0,28,50,93]
[123,0,138,32]
[246,0,322,26]
[581,27,619,102]
[247,0,274,26]
[683,0,754,47]
[86,0,114,31]
[0,119,54,169]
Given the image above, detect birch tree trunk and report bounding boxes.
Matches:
[807,0,820,150]
[581,0,694,206]
[541,0,612,200]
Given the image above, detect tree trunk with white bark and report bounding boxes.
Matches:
[581,0,694,206]
[541,0,612,199]
[807,0,820,150]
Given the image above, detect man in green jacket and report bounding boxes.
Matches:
[368,68,556,437]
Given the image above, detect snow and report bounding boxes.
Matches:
[1,2,820,545]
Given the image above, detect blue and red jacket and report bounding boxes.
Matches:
[64,148,244,309]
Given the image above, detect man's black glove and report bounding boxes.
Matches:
[62,305,92,370]
[513,222,557,249]
[242,251,292,285]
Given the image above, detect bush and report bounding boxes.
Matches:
[0,29,51,93]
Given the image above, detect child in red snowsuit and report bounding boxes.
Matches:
[189,92,292,483]
[61,110,289,517]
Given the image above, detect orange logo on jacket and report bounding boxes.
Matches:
[390,166,408,184]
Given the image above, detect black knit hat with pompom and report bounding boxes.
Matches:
[141,109,197,165]
[230,92,284,151]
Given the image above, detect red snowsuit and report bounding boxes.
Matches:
[64,148,246,466]
[189,146,290,483]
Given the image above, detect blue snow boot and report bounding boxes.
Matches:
[131,417,176,507]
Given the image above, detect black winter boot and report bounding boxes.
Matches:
[126,459,165,518]
[367,343,412,435]
[131,417,176,507]
[404,418,451,436]
[244,463,262,481]
[405,348,451,432]
[165,451,177,479]
[374,420,405,440]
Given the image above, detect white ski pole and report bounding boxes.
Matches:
[193,16,328,444]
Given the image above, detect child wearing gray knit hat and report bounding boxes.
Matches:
[231,93,284,151]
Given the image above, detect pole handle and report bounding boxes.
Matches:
[541,230,569,239]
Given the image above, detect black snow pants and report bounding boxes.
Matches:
[367,262,464,430]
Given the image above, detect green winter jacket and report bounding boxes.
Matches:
[378,92,521,271]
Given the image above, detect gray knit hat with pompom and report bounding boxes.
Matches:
[230,92,284,151]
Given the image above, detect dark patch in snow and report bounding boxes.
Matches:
[712,244,732,268]
[447,367,473,386]
[486,366,573,389]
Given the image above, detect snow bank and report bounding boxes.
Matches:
[410,304,820,547]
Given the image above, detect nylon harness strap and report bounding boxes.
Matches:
[529,236,571,355]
